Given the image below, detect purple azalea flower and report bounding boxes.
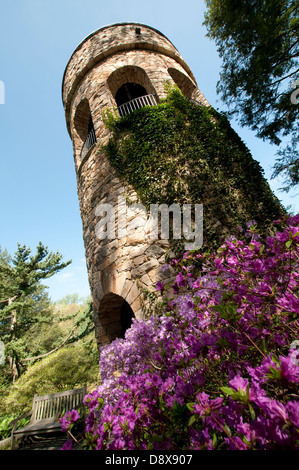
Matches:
[214,258,224,270]
[255,396,288,422]
[172,282,179,294]
[109,438,126,450]
[85,411,95,433]
[289,225,299,241]
[59,409,80,432]
[277,291,299,312]
[236,421,256,443]
[193,392,223,417]
[252,259,265,274]
[59,417,70,433]
[61,439,73,450]
[288,214,299,225]
[279,354,299,383]
[155,281,164,291]
[176,272,186,287]
[286,401,299,428]
[247,355,279,383]
[224,435,249,450]
[69,409,80,422]
[276,230,290,244]
[229,376,249,394]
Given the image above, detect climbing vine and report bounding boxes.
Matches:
[102,87,283,253]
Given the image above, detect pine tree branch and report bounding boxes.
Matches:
[0,296,17,304]
[264,68,299,87]
[21,325,77,362]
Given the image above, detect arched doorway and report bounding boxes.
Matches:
[96,293,135,346]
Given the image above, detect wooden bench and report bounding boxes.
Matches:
[9,385,86,449]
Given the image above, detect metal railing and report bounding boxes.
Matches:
[117,94,158,118]
[188,97,203,107]
[81,127,96,160]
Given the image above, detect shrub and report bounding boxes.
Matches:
[3,344,98,415]
[62,214,299,450]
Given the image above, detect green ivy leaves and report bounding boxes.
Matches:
[102,87,283,253]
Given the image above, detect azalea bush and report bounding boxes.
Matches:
[61,214,299,450]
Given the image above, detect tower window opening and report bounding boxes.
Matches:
[115,82,157,117]
[81,115,96,160]
[73,99,97,161]
[115,83,147,106]
[167,67,196,99]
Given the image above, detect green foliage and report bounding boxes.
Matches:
[56,293,91,306]
[0,298,98,436]
[0,242,71,382]
[0,242,71,301]
[0,243,96,439]
[102,87,284,254]
[3,344,98,416]
[0,414,30,441]
[203,0,299,191]
[20,300,95,361]
[272,135,299,191]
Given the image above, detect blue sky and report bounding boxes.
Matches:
[0,0,298,303]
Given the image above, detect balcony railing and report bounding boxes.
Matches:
[117,94,158,118]
[81,127,96,160]
[188,97,203,107]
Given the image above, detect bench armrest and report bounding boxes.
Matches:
[9,411,32,427]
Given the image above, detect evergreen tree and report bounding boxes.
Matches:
[204,0,299,191]
[0,243,71,382]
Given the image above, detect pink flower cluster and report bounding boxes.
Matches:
[62,214,299,450]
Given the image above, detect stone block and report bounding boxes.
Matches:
[147,269,157,283]
[145,244,165,258]
[125,282,140,305]
[139,273,153,287]
[131,258,159,279]
[130,295,141,313]
[100,249,121,270]
[129,244,148,258]
[132,255,146,267]
[114,272,128,297]
[121,279,133,299]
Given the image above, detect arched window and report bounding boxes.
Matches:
[115,82,157,117]
[168,67,196,99]
[73,99,96,160]
[107,66,158,117]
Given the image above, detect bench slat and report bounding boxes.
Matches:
[40,400,45,420]
[33,388,85,401]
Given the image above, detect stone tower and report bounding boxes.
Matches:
[62,22,281,351]
[62,22,210,349]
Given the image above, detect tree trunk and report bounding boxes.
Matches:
[8,298,19,383]
[7,355,19,383]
